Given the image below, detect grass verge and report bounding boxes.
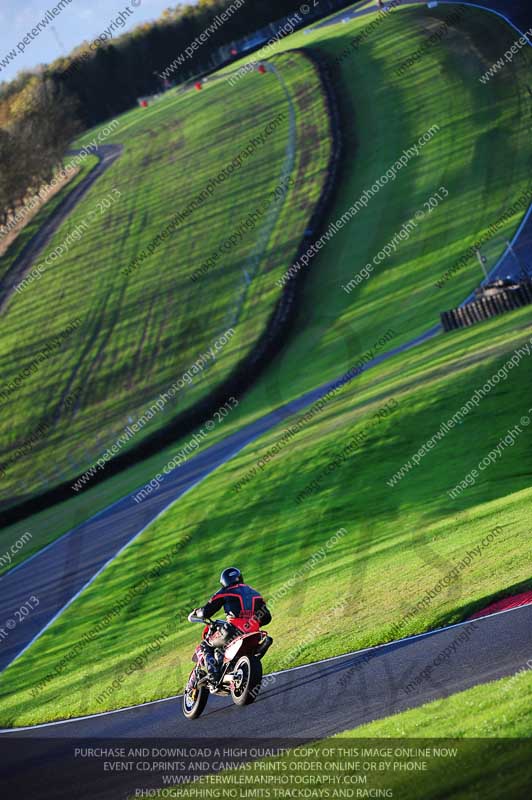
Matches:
[2,0,531,571]
[1,306,531,725]
[0,51,331,509]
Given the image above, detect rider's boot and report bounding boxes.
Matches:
[205,652,220,683]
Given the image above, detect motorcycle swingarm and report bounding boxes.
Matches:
[209,686,230,696]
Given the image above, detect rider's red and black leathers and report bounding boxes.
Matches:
[202,582,272,628]
[199,583,271,677]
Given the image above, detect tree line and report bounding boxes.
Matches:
[0,77,79,233]
[0,0,349,231]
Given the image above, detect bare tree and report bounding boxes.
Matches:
[0,77,80,230]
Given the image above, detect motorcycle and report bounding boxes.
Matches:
[182,612,273,719]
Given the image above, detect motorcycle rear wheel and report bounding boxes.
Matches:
[231,655,262,706]
[182,670,209,719]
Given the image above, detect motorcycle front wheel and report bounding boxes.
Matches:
[231,655,263,706]
[182,669,209,719]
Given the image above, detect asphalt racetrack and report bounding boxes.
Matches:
[0,3,531,797]
[1,0,531,678]
[0,320,440,675]
[313,0,532,33]
[0,605,531,799]
[0,145,123,316]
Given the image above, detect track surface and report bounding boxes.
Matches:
[0,606,531,798]
[3,605,531,738]
[0,0,530,770]
[0,145,122,315]
[0,323,440,674]
[314,0,532,31]
[0,0,530,682]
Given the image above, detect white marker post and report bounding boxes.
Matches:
[476,248,488,281]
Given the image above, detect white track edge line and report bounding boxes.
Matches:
[0,450,241,676]
[7,0,529,582]
[2,0,531,724]
[1,601,529,733]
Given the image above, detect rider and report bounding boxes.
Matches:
[191,567,272,682]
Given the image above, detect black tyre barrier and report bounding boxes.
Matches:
[441,281,532,332]
[1,48,343,526]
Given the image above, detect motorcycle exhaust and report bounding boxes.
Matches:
[256,635,273,659]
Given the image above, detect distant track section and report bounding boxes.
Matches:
[0,145,123,316]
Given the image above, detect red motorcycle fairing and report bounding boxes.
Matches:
[223,630,261,663]
[192,618,264,664]
[203,617,259,648]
